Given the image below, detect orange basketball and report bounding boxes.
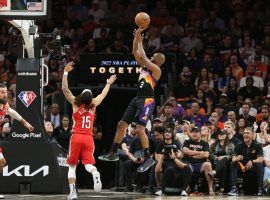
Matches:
[135,12,150,30]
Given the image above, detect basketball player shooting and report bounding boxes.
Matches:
[62,62,117,200]
[99,28,165,173]
[0,83,34,199]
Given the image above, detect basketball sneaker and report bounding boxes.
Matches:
[0,194,4,199]
[92,171,102,192]
[98,152,119,161]
[137,157,155,173]
[67,189,78,200]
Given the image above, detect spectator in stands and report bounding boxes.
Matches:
[228,127,264,196]
[218,67,233,94]
[254,121,270,146]
[186,101,207,128]
[240,65,264,91]
[183,127,215,195]
[214,104,228,123]
[194,89,206,107]
[228,54,243,81]
[195,67,214,90]
[186,48,201,73]
[155,127,191,196]
[209,130,235,193]
[160,25,179,52]
[238,77,261,103]
[44,121,58,144]
[88,0,105,24]
[53,115,72,152]
[202,47,223,75]
[147,27,161,53]
[180,27,203,54]
[171,67,196,104]
[45,103,62,129]
[218,94,234,115]
[175,120,191,146]
[226,77,238,105]
[81,15,97,37]
[239,36,255,65]
[224,121,242,146]
[201,125,213,145]
[92,18,110,39]
[218,35,236,64]
[203,10,225,31]
[158,102,175,124]
[94,28,111,52]
[239,98,257,117]
[247,44,269,81]
[238,102,256,126]
[227,110,237,125]
[120,122,137,159]
[68,0,88,22]
[157,97,185,121]
[81,39,98,53]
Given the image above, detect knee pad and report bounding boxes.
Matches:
[68,165,77,179]
[85,164,97,174]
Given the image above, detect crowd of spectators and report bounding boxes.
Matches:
[1,0,270,196]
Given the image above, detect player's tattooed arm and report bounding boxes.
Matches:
[62,62,75,105]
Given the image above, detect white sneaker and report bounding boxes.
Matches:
[155,188,162,196]
[67,190,78,200]
[0,194,4,199]
[181,190,188,196]
[92,171,102,192]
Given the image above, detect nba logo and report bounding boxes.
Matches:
[18,91,36,108]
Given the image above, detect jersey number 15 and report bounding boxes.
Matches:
[82,116,91,128]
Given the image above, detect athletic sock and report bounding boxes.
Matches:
[110,143,120,153]
[69,183,76,193]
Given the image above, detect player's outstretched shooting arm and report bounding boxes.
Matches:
[132,29,161,80]
[92,75,117,107]
[62,62,76,105]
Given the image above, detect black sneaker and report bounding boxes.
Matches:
[228,186,238,196]
[258,187,264,196]
[137,157,155,173]
[98,152,119,161]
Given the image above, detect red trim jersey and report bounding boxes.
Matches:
[0,104,8,132]
[72,104,95,135]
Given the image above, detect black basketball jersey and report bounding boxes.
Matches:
[137,67,157,97]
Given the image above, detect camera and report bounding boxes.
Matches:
[161,144,178,160]
[39,28,70,60]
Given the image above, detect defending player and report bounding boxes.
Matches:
[99,28,165,172]
[62,62,117,200]
[0,83,34,199]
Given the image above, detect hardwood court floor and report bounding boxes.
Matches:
[2,190,270,200]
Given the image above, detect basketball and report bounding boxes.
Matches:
[135,12,150,30]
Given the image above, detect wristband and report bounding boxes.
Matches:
[64,72,68,76]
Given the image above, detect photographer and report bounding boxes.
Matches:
[155,128,192,196]
[183,126,214,195]
[123,134,153,192]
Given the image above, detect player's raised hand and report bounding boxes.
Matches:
[133,29,144,42]
[64,62,74,73]
[107,75,117,85]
